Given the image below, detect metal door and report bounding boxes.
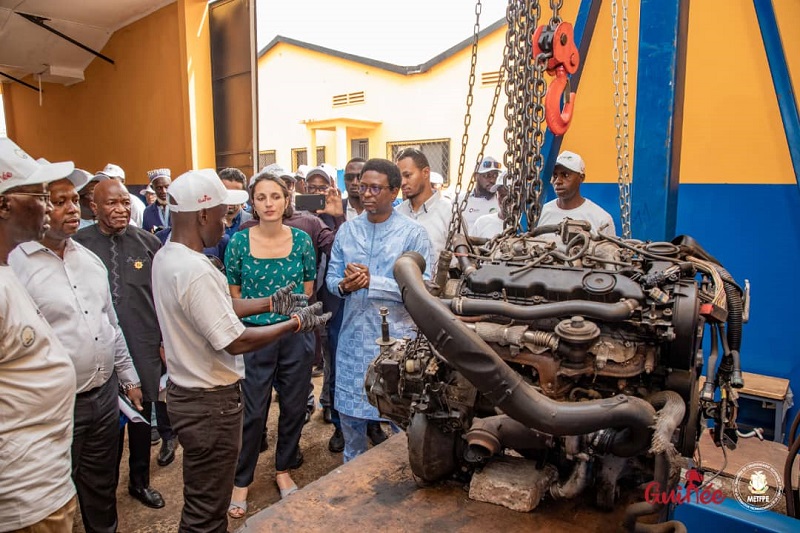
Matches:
[209,0,258,176]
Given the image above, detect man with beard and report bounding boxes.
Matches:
[460,155,503,229]
[326,158,431,462]
[10,163,143,533]
[74,179,168,509]
[0,138,78,532]
[220,167,252,237]
[142,168,171,233]
[395,148,450,274]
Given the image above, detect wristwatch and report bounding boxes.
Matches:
[338,282,350,297]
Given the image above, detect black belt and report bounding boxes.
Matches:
[167,379,241,394]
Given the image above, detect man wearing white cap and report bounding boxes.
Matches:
[142,168,171,233]
[0,138,79,532]
[95,163,145,227]
[152,169,330,532]
[461,155,503,229]
[470,170,510,239]
[537,151,615,235]
[10,155,143,533]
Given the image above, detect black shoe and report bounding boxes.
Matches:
[304,403,315,424]
[157,438,176,467]
[367,422,388,446]
[289,450,304,470]
[322,407,333,424]
[128,486,165,509]
[260,431,269,453]
[328,428,344,453]
[150,427,161,446]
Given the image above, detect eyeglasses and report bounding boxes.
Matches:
[344,173,361,181]
[5,192,52,202]
[480,160,502,170]
[357,184,392,196]
[306,184,329,193]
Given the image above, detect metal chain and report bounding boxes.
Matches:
[445,0,483,247]
[611,0,632,238]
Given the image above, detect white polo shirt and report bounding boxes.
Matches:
[152,241,245,389]
[0,267,77,530]
[459,191,500,229]
[396,191,452,271]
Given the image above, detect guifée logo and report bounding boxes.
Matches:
[644,467,724,506]
[197,194,212,204]
[1,171,13,182]
[734,462,783,512]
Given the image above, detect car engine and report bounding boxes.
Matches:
[366,220,746,529]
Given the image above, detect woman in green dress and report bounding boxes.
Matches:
[226,173,316,516]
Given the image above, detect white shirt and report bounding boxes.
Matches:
[470,213,505,239]
[460,191,500,229]
[345,198,361,221]
[0,267,77,531]
[129,193,145,227]
[9,240,140,393]
[537,198,616,236]
[396,191,453,272]
[152,241,245,389]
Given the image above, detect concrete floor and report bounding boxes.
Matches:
[74,375,346,532]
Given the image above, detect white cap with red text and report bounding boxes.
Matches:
[168,169,249,212]
[0,138,74,194]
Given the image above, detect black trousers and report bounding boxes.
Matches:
[235,330,314,486]
[155,400,174,441]
[116,402,153,489]
[167,381,243,533]
[72,374,119,533]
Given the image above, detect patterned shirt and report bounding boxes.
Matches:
[225,227,316,325]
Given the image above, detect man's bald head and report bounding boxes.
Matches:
[92,179,132,234]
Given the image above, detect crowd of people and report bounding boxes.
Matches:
[0,134,614,533]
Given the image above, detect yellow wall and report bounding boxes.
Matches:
[178,0,216,170]
[257,0,799,187]
[2,1,216,185]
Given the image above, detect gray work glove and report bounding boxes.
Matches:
[271,282,309,316]
[292,301,332,332]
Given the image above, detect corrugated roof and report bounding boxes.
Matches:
[257,18,506,75]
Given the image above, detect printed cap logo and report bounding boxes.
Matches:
[197,194,212,203]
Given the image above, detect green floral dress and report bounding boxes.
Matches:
[224,227,316,325]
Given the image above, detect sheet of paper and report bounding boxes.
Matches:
[119,393,149,424]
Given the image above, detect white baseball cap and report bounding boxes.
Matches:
[430,171,444,185]
[261,163,296,182]
[95,163,126,182]
[36,157,91,191]
[0,138,74,194]
[139,185,155,196]
[168,169,249,212]
[555,151,586,175]
[490,170,508,193]
[477,156,502,174]
[305,163,336,183]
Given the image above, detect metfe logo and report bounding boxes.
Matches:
[644,467,725,505]
[733,461,783,512]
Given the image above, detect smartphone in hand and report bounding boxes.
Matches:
[295,194,326,212]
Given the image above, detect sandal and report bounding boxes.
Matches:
[276,472,298,499]
[228,499,247,519]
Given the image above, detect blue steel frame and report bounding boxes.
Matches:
[630,0,689,242]
[753,0,800,187]
[540,0,603,203]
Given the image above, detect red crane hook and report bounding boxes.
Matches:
[532,22,580,136]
